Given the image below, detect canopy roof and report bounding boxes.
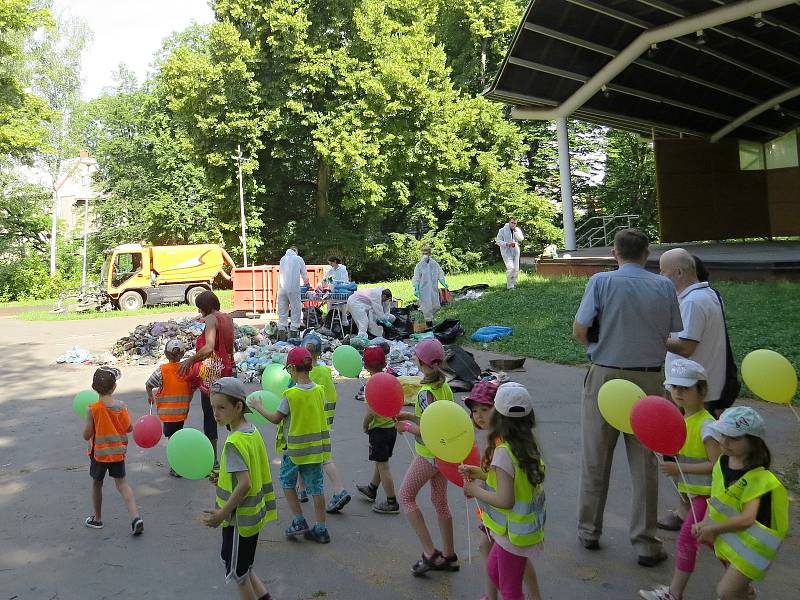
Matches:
[485,0,800,142]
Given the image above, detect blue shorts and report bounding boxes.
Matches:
[279,455,324,496]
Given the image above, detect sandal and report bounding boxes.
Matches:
[412,550,457,576]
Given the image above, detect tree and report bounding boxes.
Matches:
[596,129,658,239]
[0,0,51,158]
[160,0,558,278]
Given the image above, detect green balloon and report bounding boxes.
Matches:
[332,345,363,378]
[73,389,99,418]
[262,363,291,396]
[166,428,214,479]
[245,390,280,425]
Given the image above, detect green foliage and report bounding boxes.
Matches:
[0,0,52,157]
[596,129,658,239]
[0,233,81,301]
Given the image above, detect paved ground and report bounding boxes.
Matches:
[1,311,798,600]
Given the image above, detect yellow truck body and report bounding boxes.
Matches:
[102,244,235,310]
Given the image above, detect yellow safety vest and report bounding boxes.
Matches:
[284,385,330,464]
[707,459,789,581]
[216,427,277,537]
[677,409,715,496]
[414,380,453,458]
[481,442,546,547]
[310,365,337,427]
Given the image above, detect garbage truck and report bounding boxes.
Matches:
[54,244,236,312]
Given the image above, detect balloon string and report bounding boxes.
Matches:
[401,432,416,456]
[655,454,682,496]
[788,403,800,424]
[674,460,698,524]
[466,497,472,565]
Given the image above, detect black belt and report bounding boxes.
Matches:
[594,364,662,373]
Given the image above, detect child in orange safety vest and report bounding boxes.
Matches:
[146,339,194,477]
[83,367,144,535]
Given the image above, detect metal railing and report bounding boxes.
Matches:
[574,214,640,248]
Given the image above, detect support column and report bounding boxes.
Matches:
[557,116,576,251]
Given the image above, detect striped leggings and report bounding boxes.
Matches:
[398,456,451,518]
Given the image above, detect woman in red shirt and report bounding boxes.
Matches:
[179,290,234,465]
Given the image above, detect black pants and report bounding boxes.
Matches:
[201,391,219,441]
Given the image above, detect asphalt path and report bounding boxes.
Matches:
[0,311,797,599]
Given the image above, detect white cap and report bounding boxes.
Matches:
[165,339,185,353]
[711,406,766,440]
[664,358,707,388]
[494,382,534,418]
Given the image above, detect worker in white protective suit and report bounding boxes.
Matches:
[496,216,525,289]
[346,287,395,338]
[412,246,447,327]
[277,246,309,339]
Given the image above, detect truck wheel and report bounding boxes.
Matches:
[119,291,144,311]
[185,286,206,308]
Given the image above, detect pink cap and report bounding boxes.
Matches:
[465,380,498,407]
[414,338,445,367]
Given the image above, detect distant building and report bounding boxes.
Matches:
[54,151,98,238]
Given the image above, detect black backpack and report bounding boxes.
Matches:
[712,287,741,410]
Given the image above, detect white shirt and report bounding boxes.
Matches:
[665,282,727,402]
[325,264,349,284]
[278,249,309,290]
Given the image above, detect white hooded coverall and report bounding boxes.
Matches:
[346,287,395,337]
[412,257,445,322]
[496,223,525,289]
[277,249,309,330]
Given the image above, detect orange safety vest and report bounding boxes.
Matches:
[155,362,192,423]
[90,401,130,463]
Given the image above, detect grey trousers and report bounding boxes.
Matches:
[578,364,664,557]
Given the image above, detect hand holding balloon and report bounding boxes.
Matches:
[202,509,224,528]
[658,461,679,477]
[458,464,485,482]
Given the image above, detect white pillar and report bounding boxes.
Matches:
[236,144,248,268]
[50,189,58,275]
[556,116,576,251]
[81,192,89,287]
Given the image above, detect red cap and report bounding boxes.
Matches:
[363,346,387,369]
[285,346,313,368]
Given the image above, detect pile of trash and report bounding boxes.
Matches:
[58,318,420,379]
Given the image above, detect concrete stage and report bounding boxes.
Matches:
[530,240,800,281]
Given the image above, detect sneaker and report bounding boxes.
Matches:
[638,551,668,567]
[326,490,351,514]
[84,516,103,529]
[298,488,309,503]
[657,511,684,531]
[131,517,144,536]
[372,500,400,514]
[285,517,310,538]
[639,585,677,600]
[304,523,331,544]
[356,484,377,502]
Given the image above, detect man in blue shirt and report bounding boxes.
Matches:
[573,229,682,567]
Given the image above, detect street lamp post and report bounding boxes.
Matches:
[233,144,249,267]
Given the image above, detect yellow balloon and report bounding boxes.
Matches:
[598,379,646,434]
[742,349,797,404]
[420,400,475,463]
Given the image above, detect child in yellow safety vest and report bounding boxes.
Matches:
[83,367,144,536]
[693,406,788,600]
[145,339,194,477]
[203,377,276,600]
[639,359,722,600]
[395,338,459,576]
[302,334,351,514]
[250,346,332,544]
[461,383,545,600]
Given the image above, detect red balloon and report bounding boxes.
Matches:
[365,372,404,417]
[630,395,686,455]
[133,415,162,449]
[435,443,481,488]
